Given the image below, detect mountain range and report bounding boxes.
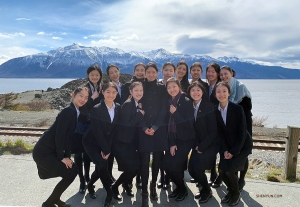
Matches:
[1,43,300,79]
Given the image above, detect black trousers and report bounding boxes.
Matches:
[139,151,163,192]
[189,169,210,193]
[165,170,186,193]
[219,169,239,194]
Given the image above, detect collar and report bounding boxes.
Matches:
[193,100,202,109]
[218,102,229,112]
[105,102,115,110]
[112,81,121,87]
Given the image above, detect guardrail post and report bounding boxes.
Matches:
[284,126,300,180]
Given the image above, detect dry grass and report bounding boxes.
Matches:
[252,116,268,127]
[4,100,51,111]
[0,93,18,109]
[34,118,50,127]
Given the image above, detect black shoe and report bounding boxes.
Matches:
[142,192,149,207]
[149,181,158,200]
[42,202,56,207]
[194,192,201,199]
[229,192,241,206]
[221,192,232,203]
[238,179,245,192]
[122,183,134,197]
[103,201,111,207]
[175,189,188,201]
[190,178,196,183]
[199,191,212,203]
[162,183,170,190]
[111,185,122,201]
[55,200,71,207]
[168,187,179,198]
[79,182,86,194]
[87,181,96,199]
[103,194,112,207]
[136,181,142,189]
[212,176,222,188]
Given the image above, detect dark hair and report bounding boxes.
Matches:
[86,65,103,85]
[166,77,181,89]
[162,62,175,71]
[206,62,221,82]
[134,62,146,71]
[190,62,203,72]
[220,65,236,77]
[187,81,208,102]
[106,64,120,75]
[213,81,231,96]
[176,60,189,82]
[102,82,118,92]
[145,62,158,72]
[129,81,143,91]
[74,86,90,95]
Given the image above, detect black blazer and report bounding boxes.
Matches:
[34,103,77,160]
[116,97,144,143]
[209,81,220,107]
[215,102,252,156]
[180,79,190,93]
[83,100,120,155]
[194,100,219,152]
[78,82,104,124]
[168,94,195,146]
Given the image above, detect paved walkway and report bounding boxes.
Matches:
[0,154,299,207]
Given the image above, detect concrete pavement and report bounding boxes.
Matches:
[0,154,299,207]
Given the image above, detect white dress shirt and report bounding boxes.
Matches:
[75,107,80,119]
[106,102,115,123]
[113,81,122,97]
[193,100,202,121]
[218,103,229,125]
[209,83,216,96]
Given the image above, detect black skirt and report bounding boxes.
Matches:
[219,148,251,172]
[70,132,85,154]
[188,144,220,171]
[32,143,77,179]
[112,139,140,172]
[163,139,194,172]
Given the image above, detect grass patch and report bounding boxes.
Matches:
[252,116,268,127]
[266,167,282,182]
[0,140,34,155]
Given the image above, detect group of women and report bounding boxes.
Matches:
[33,61,253,207]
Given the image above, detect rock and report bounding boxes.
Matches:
[34,94,42,99]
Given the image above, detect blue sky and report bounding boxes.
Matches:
[0,0,299,69]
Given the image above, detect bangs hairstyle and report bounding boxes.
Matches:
[86,65,103,85]
[166,77,181,89]
[134,62,146,71]
[145,62,158,72]
[106,64,120,75]
[102,82,118,92]
[176,60,189,81]
[162,62,175,71]
[206,62,221,82]
[190,62,203,72]
[129,81,143,91]
[187,81,208,101]
[72,86,90,101]
[220,65,236,77]
[213,81,231,96]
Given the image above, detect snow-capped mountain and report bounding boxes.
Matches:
[1,43,300,79]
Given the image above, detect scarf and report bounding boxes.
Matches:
[228,77,252,104]
[168,92,183,133]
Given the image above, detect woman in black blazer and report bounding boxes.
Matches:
[214,82,252,206]
[138,62,169,206]
[111,82,145,200]
[33,87,89,207]
[187,81,219,204]
[71,65,103,193]
[163,78,195,201]
[190,62,209,99]
[205,62,222,187]
[175,60,190,93]
[120,63,146,188]
[83,82,121,207]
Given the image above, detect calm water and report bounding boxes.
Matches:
[0,78,299,128]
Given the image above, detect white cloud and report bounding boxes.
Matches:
[61,32,67,35]
[52,36,62,40]
[37,31,45,35]
[91,38,117,46]
[126,34,139,40]
[83,36,88,39]
[0,32,25,39]
[16,18,31,21]
[0,46,40,65]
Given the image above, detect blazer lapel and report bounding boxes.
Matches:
[101,101,111,123]
[226,102,233,127]
[112,104,119,125]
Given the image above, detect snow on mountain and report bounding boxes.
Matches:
[0,43,300,79]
